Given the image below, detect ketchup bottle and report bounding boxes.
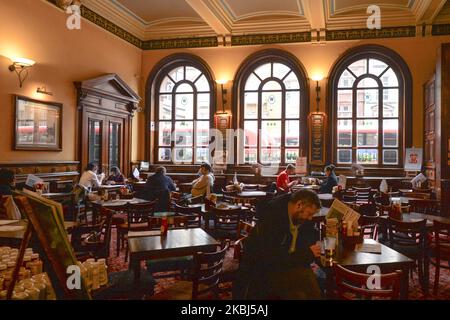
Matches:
[161,216,168,236]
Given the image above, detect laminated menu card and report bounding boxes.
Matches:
[326,199,360,225]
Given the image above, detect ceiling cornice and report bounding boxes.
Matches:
[45,0,450,50]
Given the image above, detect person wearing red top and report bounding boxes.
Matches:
[276,164,299,192]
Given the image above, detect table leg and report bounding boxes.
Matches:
[400,265,410,299]
[130,256,141,281]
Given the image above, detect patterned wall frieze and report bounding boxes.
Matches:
[80,6,143,48]
[231,32,311,46]
[432,24,450,36]
[45,1,448,49]
[142,37,218,50]
[326,26,416,41]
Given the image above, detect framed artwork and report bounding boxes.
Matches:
[14,95,62,151]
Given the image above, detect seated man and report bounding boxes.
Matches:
[276,164,298,193]
[233,190,322,300]
[191,162,214,197]
[135,166,176,212]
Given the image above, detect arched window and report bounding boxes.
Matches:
[234,50,308,165]
[329,45,412,168]
[148,55,215,164]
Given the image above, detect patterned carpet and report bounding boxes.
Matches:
[105,228,450,300]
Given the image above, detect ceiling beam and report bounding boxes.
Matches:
[185,0,230,35]
[301,0,326,30]
[415,0,448,23]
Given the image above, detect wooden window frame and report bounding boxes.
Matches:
[327,45,412,171]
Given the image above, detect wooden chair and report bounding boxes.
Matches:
[408,199,440,215]
[358,215,379,240]
[404,192,431,200]
[353,186,372,204]
[221,188,238,197]
[71,208,114,260]
[211,207,242,241]
[173,204,202,228]
[233,221,255,260]
[188,195,204,205]
[342,190,357,203]
[387,217,428,295]
[117,201,156,259]
[334,264,402,300]
[150,243,229,300]
[430,220,450,295]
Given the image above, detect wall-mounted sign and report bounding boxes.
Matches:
[309,112,327,165]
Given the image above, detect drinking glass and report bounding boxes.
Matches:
[324,237,336,260]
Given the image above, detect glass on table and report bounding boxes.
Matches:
[323,237,337,260]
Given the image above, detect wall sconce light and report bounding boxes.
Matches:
[36,87,53,96]
[311,74,324,112]
[8,57,36,88]
[215,79,228,114]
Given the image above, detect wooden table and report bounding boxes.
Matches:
[390,196,426,204]
[188,203,245,230]
[0,219,76,246]
[128,228,220,283]
[318,193,334,208]
[321,239,414,299]
[89,198,150,224]
[236,191,267,199]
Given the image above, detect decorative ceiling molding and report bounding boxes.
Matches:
[326,26,416,41]
[45,0,450,50]
[231,32,311,46]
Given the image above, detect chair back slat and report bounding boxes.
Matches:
[126,201,156,228]
[192,243,229,299]
[334,264,402,300]
[409,199,440,215]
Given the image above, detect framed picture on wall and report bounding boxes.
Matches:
[14,95,62,151]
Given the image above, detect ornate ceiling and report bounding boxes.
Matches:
[49,0,450,48]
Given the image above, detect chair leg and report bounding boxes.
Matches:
[116,229,121,257]
[417,258,425,295]
[434,258,440,295]
[124,239,129,263]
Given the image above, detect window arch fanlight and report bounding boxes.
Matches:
[146,54,215,164]
[328,45,412,169]
[233,49,309,166]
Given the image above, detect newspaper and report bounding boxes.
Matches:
[25,174,43,188]
[326,199,360,225]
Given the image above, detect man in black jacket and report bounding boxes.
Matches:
[233,190,322,299]
[135,166,176,211]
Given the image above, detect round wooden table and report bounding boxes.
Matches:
[236,191,267,199]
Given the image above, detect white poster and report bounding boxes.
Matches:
[295,157,308,175]
[404,148,423,171]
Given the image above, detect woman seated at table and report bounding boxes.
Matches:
[135,166,175,211]
[191,162,214,197]
[318,164,338,194]
[78,162,105,190]
[105,166,125,185]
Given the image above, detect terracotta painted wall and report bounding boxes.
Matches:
[141,35,450,161]
[0,0,142,163]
